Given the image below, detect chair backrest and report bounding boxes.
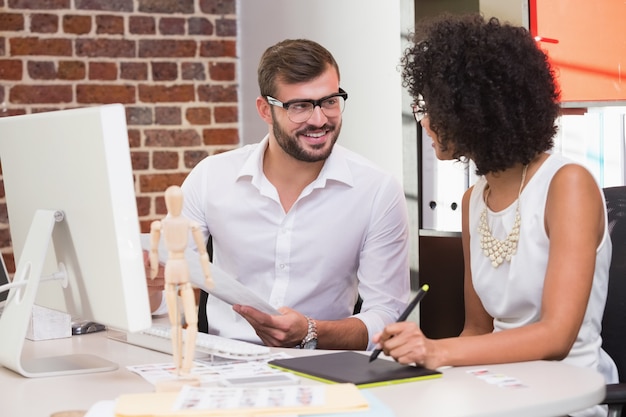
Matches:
[198,236,213,334]
[602,186,626,382]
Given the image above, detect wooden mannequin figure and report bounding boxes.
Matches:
[149,185,214,377]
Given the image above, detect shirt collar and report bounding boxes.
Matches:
[237,135,355,188]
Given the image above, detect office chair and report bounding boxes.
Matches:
[198,236,212,333]
[601,186,626,417]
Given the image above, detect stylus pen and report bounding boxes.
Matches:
[369,284,430,363]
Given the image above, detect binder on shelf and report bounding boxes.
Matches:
[268,351,441,388]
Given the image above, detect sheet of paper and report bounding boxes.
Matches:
[141,234,280,315]
[87,391,389,417]
[126,352,292,386]
[115,383,369,417]
[172,385,325,411]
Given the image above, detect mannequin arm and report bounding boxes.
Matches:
[190,221,213,289]
[149,220,162,279]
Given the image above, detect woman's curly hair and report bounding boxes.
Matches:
[401,14,561,175]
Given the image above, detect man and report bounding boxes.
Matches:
[149,39,409,351]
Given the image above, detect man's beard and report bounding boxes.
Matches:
[272,119,342,163]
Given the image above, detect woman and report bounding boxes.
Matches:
[373,14,617,417]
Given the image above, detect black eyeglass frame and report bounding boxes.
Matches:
[412,94,427,123]
[266,88,348,122]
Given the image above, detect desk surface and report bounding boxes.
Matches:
[1,331,605,417]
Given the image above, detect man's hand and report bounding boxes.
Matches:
[232,304,308,347]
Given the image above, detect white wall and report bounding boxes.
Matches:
[237,0,407,182]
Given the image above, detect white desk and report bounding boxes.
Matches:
[1,331,605,417]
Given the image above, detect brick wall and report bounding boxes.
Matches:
[0,0,239,273]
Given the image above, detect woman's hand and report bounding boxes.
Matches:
[373,321,439,368]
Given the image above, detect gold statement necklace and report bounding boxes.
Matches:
[478,165,528,268]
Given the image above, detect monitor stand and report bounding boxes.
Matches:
[0,209,118,377]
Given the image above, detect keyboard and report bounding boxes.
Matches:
[120,324,271,360]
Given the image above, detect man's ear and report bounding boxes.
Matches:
[256,96,273,124]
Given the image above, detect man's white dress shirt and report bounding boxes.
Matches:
[178,136,410,349]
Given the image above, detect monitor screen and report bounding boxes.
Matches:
[0,104,152,377]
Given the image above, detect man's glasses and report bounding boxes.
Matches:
[412,94,427,123]
[266,88,348,123]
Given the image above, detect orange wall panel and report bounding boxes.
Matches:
[531,0,626,103]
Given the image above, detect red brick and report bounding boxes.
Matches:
[0,230,11,258]
[199,0,236,14]
[76,84,135,104]
[181,62,205,80]
[10,85,72,104]
[89,61,117,80]
[200,40,236,57]
[216,18,236,37]
[139,219,153,234]
[121,62,148,80]
[159,17,185,35]
[127,106,152,125]
[0,13,24,31]
[28,60,56,79]
[8,0,70,9]
[144,129,201,147]
[30,14,58,33]
[186,107,211,125]
[75,0,133,12]
[139,39,196,58]
[63,15,91,34]
[0,108,25,117]
[129,16,155,35]
[154,196,166,214]
[203,128,238,145]
[138,84,195,103]
[58,60,86,80]
[137,0,194,14]
[76,39,135,57]
[135,196,151,217]
[209,62,235,81]
[127,129,141,147]
[214,105,237,123]
[11,37,72,56]
[155,106,181,125]
[1,250,15,274]
[153,151,179,169]
[96,15,124,35]
[188,17,213,36]
[184,150,208,168]
[0,37,5,56]
[197,84,237,102]
[131,150,150,170]
[152,62,177,81]
[0,59,22,80]
[139,173,188,193]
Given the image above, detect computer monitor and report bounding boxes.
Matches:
[0,104,152,377]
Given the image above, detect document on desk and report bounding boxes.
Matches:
[114,383,369,417]
[141,234,280,315]
[88,389,392,417]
